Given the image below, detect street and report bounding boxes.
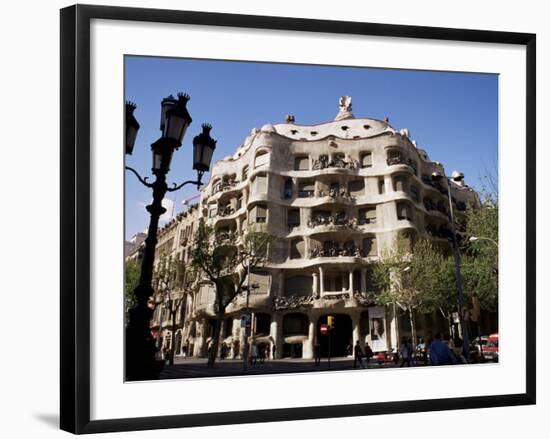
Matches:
[157,356,429,380]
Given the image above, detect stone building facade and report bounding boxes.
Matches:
[141,98,479,360]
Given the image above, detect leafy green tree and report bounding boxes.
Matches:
[462,190,499,314]
[190,219,271,366]
[125,260,141,309]
[373,237,443,343]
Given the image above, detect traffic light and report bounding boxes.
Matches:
[327,315,334,329]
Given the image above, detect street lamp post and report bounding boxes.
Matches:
[432,171,470,360]
[240,250,260,372]
[125,94,216,380]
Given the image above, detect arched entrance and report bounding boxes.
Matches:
[282,312,308,358]
[317,314,353,357]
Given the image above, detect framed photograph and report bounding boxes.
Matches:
[60,4,536,434]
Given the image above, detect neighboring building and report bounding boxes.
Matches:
[125,232,146,258]
[143,97,480,360]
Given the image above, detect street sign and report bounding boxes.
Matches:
[320,324,329,335]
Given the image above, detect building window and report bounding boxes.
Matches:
[283,178,293,199]
[285,278,313,298]
[359,207,377,224]
[237,195,243,210]
[253,173,267,194]
[249,204,267,223]
[249,270,270,295]
[378,178,385,194]
[255,313,271,335]
[254,150,270,168]
[208,205,217,218]
[298,181,315,197]
[394,176,407,192]
[283,313,309,334]
[361,152,372,168]
[363,236,377,256]
[329,182,340,196]
[290,239,305,259]
[287,208,300,229]
[397,202,412,221]
[294,156,310,171]
[348,179,365,196]
[410,185,420,202]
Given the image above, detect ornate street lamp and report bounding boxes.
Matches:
[125,101,140,155]
[193,124,217,178]
[431,171,470,360]
[124,94,216,380]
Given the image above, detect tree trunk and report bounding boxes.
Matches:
[409,308,417,345]
[207,310,224,366]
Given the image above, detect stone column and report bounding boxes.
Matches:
[216,318,226,358]
[312,272,319,298]
[195,319,207,357]
[271,313,283,359]
[278,270,284,298]
[360,268,367,294]
[303,317,316,359]
[351,313,362,348]
[236,216,242,234]
[239,324,246,359]
[232,316,241,359]
[348,270,354,295]
[389,303,400,351]
[384,174,393,193]
[319,266,324,297]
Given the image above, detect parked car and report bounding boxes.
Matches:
[470,333,499,362]
[372,350,398,365]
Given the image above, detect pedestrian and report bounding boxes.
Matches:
[399,338,413,367]
[314,341,321,366]
[364,342,373,368]
[416,337,427,365]
[251,342,258,366]
[163,345,170,365]
[451,337,468,364]
[354,340,365,369]
[429,332,456,366]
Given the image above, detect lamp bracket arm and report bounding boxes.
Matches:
[125,166,154,188]
[167,179,202,192]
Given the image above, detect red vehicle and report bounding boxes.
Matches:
[372,350,398,365]
[471,333,499,362]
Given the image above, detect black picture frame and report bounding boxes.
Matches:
[60,4,536,434]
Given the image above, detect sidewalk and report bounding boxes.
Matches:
[158,356,399,380]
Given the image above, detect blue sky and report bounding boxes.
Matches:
[125,56,498,240]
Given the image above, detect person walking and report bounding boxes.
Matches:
[354,340,365,369]
[364,342,373,368]
[429,333,456,366]
[399,338,413,367]
[250,342,258,366]
[314,340,321,366]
